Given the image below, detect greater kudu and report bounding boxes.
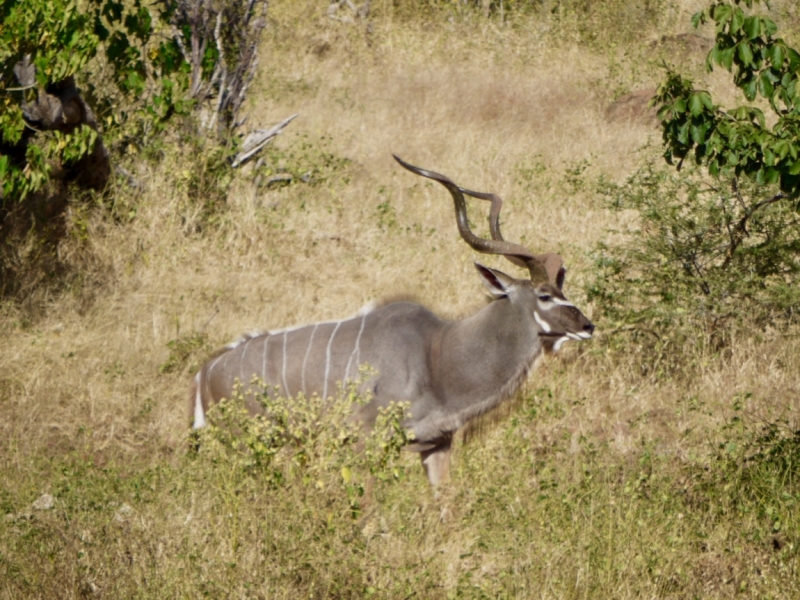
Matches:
[190,155,594,485]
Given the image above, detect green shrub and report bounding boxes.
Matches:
[588,161,800,340]
[197,378,414,508]
[588,0,800,364]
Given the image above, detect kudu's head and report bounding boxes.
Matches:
[393,155,594,349]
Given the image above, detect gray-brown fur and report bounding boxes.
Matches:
[190,157,595,486]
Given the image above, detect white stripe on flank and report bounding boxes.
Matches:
[358,301,377,315]
[240,338,248,384]
[345,314,367,381]
[281,332,289,397]
[206,353,225,400]
[533,310,551,333]
[193,372,206,429]
[356,314,365,367]
[301,324,318,395]
[323,321,342,400]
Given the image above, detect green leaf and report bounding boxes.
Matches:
[776,141,790,160]
[789,161,800,175]
[691,123,709,144]
[712,4,732,26]
[699,92,714,111]
[743,16,760,40]
[691,10,703,29]
[765,167,781,184]
[674,97,687,114]
[738,42,754,67]
[752,108,766,129]
[742,78,758,101]
[689,93,706,116]
[758,72,774,98]
[730,8,745,34]
[769,44,785,68]
[764,69,780,84]
[678,122,691,146]
[721,47,735,70]
[788,48,800,70]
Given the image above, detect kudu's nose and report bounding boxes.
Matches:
[584,322,595,335]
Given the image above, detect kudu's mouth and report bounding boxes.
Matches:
[539,328,594,352]
[538,330,593,340]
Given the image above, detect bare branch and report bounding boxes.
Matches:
[231,114,298,168]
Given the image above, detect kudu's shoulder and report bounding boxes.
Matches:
[371,300,445,324]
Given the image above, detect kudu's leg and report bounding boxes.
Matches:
[420,439,452,486]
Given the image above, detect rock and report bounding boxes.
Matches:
[32,493,54,511]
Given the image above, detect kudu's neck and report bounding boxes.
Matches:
[434,297,542,408]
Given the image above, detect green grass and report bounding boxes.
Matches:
[2,383,797,599]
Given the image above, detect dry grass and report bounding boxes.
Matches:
[1,1,799,598]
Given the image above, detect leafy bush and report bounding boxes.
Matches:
[588,0,800,360]
[0,0,267,204]
[588,161,800,343]
[0,0,186,201]
[197,378,414,509]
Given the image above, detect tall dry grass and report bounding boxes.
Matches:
[1,1,799,598]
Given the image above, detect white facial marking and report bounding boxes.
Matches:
[301,324,319,396]
[534,310,552,333]
[323,321,342,400]
[578,331,593,339]
[193,372,206,429]
[553,336,570,352]
[551,297,575,308]
[567,332,582,341]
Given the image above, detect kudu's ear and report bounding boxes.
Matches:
[475,262,517,298]
[556,267,567,291]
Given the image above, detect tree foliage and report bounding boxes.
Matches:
[589,0,800,359]
[0,0,266,203]
[657,0,800,195]
[588,165,800,338]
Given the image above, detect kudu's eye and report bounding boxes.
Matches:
[538,294,552,302]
